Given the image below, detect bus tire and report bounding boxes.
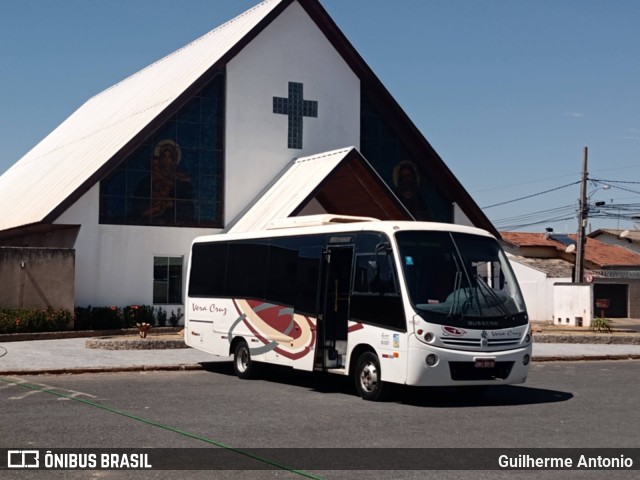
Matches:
[233,341,254,379]
[354,351,385,401]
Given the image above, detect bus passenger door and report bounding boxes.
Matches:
[319,246,353,369]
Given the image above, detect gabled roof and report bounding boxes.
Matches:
[226,147,413,233]
[501,231,640,268]
[0,0,495,236]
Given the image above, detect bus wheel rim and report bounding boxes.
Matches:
[237,348,248,372]
[360,362,378,392]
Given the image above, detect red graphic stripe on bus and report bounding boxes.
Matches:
[348,323,364,332]
[242,314,315,361]
[235,299,317,360]
[246,299,302,340]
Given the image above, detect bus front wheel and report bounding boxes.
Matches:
[354,351,386,401]
[233,341,254,379]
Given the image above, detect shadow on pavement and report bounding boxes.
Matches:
[199,361,573,407]
[395,384,573,407]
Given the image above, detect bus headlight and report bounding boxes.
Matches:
[425,354,438,367]
[525,334,531,344]
[523,354,530,366]
[424,332,435,343]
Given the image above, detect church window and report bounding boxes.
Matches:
[99,74,224,227]
[153,256,183,304]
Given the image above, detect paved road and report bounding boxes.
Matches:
[1,361,639,479]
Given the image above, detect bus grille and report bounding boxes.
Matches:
[448,361,514,381]
[441,338,521,348]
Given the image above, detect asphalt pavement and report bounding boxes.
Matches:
[1,322,640,375]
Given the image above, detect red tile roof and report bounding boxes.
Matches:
[501,231,640,268]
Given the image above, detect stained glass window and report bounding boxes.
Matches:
[360,93,452,223]
[100,74,224,227]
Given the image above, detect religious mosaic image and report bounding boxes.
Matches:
[360,93,452,223]
[99,75,224,227]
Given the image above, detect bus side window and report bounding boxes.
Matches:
[266,240,298,306]
[188,242,228,297]
[354,252,397,295]
[225,241,269,299]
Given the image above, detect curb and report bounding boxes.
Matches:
[85,338,187,350]
[3,354,640,376]
[532,354,640,362]
[0,327,182,343]
[0,364,205,376]
[532,334,640,345]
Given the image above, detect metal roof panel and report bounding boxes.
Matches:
[0,0,285,231]
[227,147,354,233]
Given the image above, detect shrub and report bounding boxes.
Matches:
[156,307,168,327]
[73,306,123,330]
[591,316,612,333]
[169,308,183,327]
[74,305,158,330]
[123,305,155,328]
[0,308,72,334]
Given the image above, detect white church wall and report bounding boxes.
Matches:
[452,202,474,228]
[55,185,216,307]
[225,1,360,224]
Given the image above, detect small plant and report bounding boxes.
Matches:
[591,316,612,333]
[136,322,153,338]
[169,308,183,327]
[156,307,167,327]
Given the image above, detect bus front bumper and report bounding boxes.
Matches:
[406,343,532,387]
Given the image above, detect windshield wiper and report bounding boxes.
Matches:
[475,274,510,317]
[448,270,463,319]
[448,253,477,320]
[450,239,481,316]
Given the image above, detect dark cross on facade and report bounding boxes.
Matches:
[273,82,318,149]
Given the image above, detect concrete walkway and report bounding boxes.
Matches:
[1,335,640,375]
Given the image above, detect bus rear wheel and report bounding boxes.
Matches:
[354,351,386,401]
[233,341,254,379]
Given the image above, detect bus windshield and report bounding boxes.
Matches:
[396,230,527,328]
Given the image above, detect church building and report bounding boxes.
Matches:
[0,0,494,311]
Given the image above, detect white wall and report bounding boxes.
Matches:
[507,256,570,322]
[554,283,593,327]
[55,185,216,307]
[225,1,360,223]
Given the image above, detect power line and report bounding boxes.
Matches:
[495,215,576,231]
[491,205,577,230]
[592,178,640,184]
[482,181,580,209]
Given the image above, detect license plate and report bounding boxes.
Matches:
[474,358,495,368]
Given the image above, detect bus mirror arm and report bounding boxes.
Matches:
[375,242,392,254]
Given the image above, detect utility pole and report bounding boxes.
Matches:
[574,146,588,283]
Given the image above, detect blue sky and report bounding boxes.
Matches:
[1,0,639,233]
